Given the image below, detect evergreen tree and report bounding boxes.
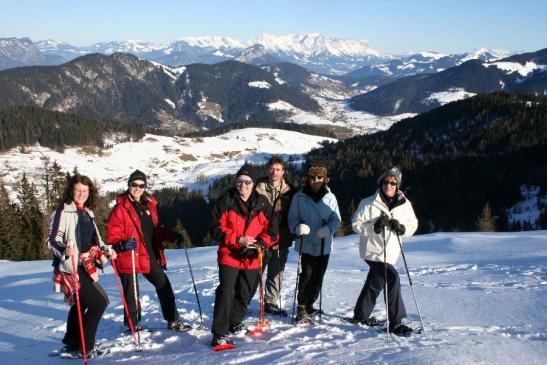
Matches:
[0,182,24,260]
[476,202,496,232]
[16,174,45,259]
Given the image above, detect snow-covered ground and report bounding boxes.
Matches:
[268,97,414,135]
[0,128,335,198]
[1,231,546,364]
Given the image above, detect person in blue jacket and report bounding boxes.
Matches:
[288,165,341,323]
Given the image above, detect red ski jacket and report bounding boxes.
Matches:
[211,188,278,270]
[106,193,171,274]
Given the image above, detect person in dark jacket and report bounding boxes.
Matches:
[106,170,190,332]
[47,174,117,357]
[255,156,296,316]
[210,164,278,348]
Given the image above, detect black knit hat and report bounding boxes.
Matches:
[236,164,257,183]
[128,169,147,186]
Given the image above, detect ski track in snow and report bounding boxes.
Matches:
[1,232,546,364]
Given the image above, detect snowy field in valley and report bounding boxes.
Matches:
[1,231,546,364]
[0,128,335,197]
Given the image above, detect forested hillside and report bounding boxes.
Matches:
[307,92,547,232]
[0,106,144,151]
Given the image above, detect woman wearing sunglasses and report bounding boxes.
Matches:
[350,166,418,337]
[288,164,341,324]
[209,164,278,349]
[106,170,190,333]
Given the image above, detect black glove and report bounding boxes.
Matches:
[374,216,389,234]
[121,237,137,251]
[254,240,266,250]
[389,219,406,235]
[240,246,258,258]
[172,232,184,245]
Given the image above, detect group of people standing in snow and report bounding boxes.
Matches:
[47,157,418,356]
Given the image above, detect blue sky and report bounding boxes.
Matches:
[2,0,545,54]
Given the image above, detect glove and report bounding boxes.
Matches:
[295,223,311,236]
[172,232,184,245]
[373,216,389,234]
[389,219,406,235]
[316,225,331,238]
[254,240,266,250]
[121,237,137,251]
[240,246,258,258]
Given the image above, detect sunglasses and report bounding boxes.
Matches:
[309,175,324,181]
[236,179,253,186]
[382,181,397,187]
[130,182,146,189]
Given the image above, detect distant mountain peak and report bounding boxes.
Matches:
[178,36,245,49]
[248,32,381,57]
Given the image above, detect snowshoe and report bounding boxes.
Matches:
[349,316,380,326]
[211,335,235,351]
[168,319,192,332]
[59,346,110,359]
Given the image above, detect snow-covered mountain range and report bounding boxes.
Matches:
[346,48,511,80]
[0,34,510,75]
[0,53,407,135]
[349,48,547,115]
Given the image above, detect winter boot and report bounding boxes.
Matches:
[168,319,192,332]
[295,305,313,324]
[351,316,380,326]
[229,322,249,335]
[307,306,324,316]
[265,303,288,317]
[390,322,413,337]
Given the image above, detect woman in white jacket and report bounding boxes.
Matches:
[47,175,116,357]
[351,167,418,336]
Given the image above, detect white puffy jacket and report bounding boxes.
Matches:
[352,190,418,265]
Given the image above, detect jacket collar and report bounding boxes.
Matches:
[64,201,95,218]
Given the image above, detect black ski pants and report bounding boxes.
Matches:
[119,256,179,327]
[63,266,109,352]
[297,253,330,311]
[353,260,406,324]
[212,264,259,336]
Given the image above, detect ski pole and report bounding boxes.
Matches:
[110,257,142,351]
[131,247,141,349]
[319,236,325,322]
[250,247,267,335]
[277,249,283,317]
[291,235,305,324]
[381,224,390,341]
[396,233,427,340]
[183,244,203,328]
[69,245,87,364]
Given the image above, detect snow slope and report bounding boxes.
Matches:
[1,231,546,364]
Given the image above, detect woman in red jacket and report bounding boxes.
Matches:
[106,170,190,332]
[210,164,278,348]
